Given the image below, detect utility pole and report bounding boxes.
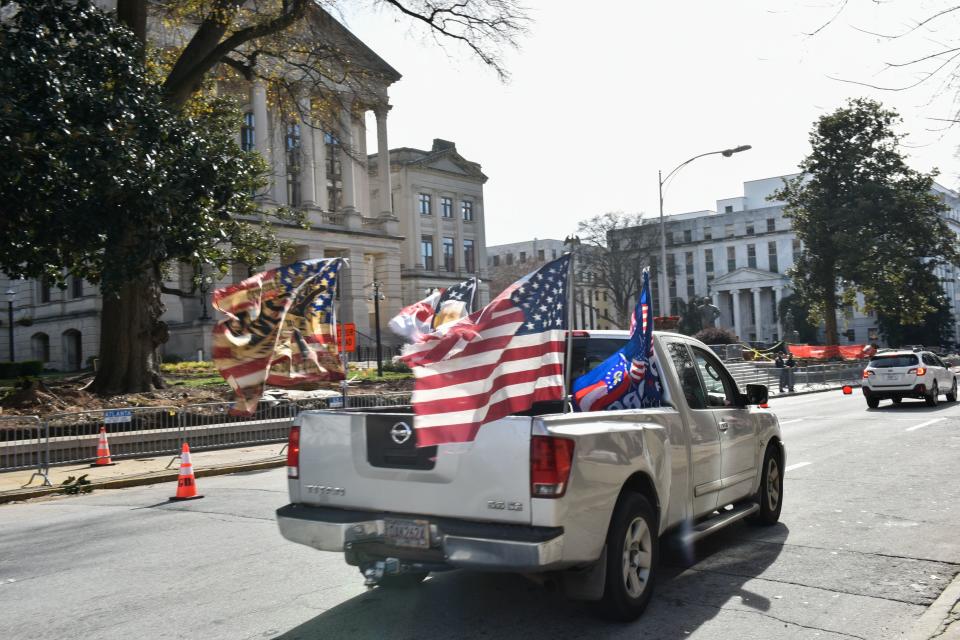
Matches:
[370,280,384,377]
[5,288,14,362]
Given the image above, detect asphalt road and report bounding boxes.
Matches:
[2,392,959,640]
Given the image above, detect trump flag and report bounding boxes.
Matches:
[572,268,663,412]
[212,258,345,414]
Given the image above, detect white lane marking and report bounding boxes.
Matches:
[779,419,804,425]
[906,418,945,432]
[785,461,812,472]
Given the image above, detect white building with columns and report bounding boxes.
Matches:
[610,175,960,346]
[0,5,419,369]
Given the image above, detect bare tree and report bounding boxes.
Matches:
[576,213,660,328]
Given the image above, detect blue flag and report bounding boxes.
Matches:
[572,269,663,411]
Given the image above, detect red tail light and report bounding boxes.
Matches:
[909,367,927,376]
[531,436,574,498]
[287,425,300,479]
[862,370,873,379]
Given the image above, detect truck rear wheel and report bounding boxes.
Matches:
[599,493,659,621]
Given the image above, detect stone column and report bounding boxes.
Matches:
[774,286,784,341]
[313,124,328,211]
[731,289,742,341]
[252,82,271,202]
[271,109,286,204]
[711,292,721,328]
[375,107,393,215]
[339,100,356,213]
[751,287,763,341]
[298,97,316,208]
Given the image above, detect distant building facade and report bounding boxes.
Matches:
[610,175,960,345]
[374,139,490,308]
[486,239,618,330]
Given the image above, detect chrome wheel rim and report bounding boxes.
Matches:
[622,517,652,598]
[766,457,780,512]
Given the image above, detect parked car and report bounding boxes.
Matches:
[276,331,784,621]
[861,350,957,408]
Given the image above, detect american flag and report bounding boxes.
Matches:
[388,277,477,343]
[401,255,570,447]
[212,258,344,414]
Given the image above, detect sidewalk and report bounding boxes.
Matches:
[909,571,960,640]
[0,442,286,504]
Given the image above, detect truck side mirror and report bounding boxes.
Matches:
[744,384,768,406]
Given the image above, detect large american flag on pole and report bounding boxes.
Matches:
[212,258,345,415]
[401,254,571,447]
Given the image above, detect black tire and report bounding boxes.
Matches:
[866,396,880,409]
[947,379,957,403]
[599,493,659,622]
[752,444,783,526]
[926,381,939,407]
[891,397,902,405]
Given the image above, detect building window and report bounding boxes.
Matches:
[685,251,694,272]
[325,132,341,210]
[421,235,434,270]
[71,275,83,299]
[747,244,757,268]
[686,276,695,300]
[706,274,715,286]
[285,122,301,207]
[724,205,734,213]
[418,193,432,215]
[492,255,500,267]
[552,249,558,259]
[683,229,692,243]
[792,238,801,260]
[538,249,545,261]
[726,246,736,272]
[667,253,676,277]
[746,223,755,235]
[31,332,50,362]
[441,196,453,218]
[464,239,476,273]
[768,241,778,272]
[39,277,51,304]
[241,112,255,152]
[519,251,527,264]
[766,218,776,233]
[442,237,455,271]
[506,253,514,266]
[461,200,474,221]
[704,227,713,241]
[725,224,734,238]
[705,248,714,273]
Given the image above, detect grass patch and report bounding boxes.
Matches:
[349,367,413,382]
[161,361,217,375]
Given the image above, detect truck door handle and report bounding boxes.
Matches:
[718,421,729,432]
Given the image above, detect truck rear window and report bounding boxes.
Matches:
[569,337,629,380]
[869,354,918,368]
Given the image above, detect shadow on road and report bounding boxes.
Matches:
[273,522,789,640]
[866,399,960,413]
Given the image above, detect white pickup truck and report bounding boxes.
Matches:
[276,331,785,620]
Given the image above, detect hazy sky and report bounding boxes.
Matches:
[342,0,960,246]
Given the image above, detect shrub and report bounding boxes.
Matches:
[0,360,44,378]
[693,327,738,345]
[381,359,411,373]
[162,353,185,364]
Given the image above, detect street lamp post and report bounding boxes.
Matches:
[5,288,14,362]
[658,145,752,316]
[369,281,385,377]
[198,274,213,320]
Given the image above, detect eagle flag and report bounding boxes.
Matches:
[388,277,478,343]
[212,258,345,414]
[400,255,570,447]
[573,268,663,412]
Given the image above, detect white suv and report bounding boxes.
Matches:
[862,350,957,408]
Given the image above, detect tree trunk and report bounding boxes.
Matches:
[89,274,168,394]
[823,297,839,346]
[116,0,148,48]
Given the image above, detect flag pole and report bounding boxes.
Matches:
[336,257,349,409]
[563,244,576,413]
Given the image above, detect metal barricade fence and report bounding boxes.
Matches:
[0,415,46,476]
[177,401,298,452]
[44,406,180,467]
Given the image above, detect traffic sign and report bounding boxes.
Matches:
[103,409,132,424]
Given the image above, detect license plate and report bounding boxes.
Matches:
[384,518,430,549]
[886,374,898,381]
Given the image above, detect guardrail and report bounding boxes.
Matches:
[0,392,413,482]
[727,362,865,392]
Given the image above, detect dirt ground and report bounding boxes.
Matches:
[0,373,412,417]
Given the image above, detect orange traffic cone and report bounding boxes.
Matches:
[170,442,203,501]
[91,426,117,467]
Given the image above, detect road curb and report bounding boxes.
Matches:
[908,571,960,640]
[0,457,285,504]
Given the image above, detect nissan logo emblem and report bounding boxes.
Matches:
[390,422,413,445]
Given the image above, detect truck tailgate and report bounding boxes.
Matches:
[294,411,533,524]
